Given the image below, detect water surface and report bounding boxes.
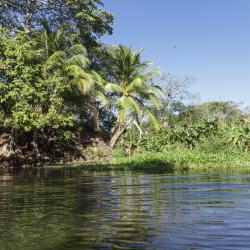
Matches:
[1,168,250,250]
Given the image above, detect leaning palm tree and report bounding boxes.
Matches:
[106,45,162,148]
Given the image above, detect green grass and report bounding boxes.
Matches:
[46,147,250,172]
[109,148,250,170]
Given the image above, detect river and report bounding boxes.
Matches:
[1,168,250,249]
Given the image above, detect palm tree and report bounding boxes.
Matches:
[35,23,107,131]
[66,44,108,131]
[36,21,72,57]
[29,23,72,155]
[106,45,162,148]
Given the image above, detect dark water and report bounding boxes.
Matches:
[1,169,250,250]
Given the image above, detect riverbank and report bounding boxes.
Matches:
[45,148,250,172]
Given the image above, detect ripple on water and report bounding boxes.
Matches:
[1,170,250,249]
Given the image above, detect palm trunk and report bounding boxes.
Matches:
[132,120,143,145]
[110,117,134,148]
[87,100,100,132]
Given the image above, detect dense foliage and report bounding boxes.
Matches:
[0,0,113,45]
[0,1,164,165]
[0,0,249,167]
[117,103,250,157]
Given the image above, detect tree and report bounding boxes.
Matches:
[34,22,109,132]
[0,28,75,159]
[0,0,113,47]
[105,45,162,148]
[154,73,196,126]
[180,101,243,123]
[0,0,39,33]
[66,45,108,131]
[0,1,113,149]
[0,18,112,164]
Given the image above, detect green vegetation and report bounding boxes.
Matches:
[112,101,250,170]
[47,147,250,172]
[110,148,250,171]
[0,0,249,169]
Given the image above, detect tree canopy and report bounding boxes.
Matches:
[0,0,249,167]
[0,0,113,46]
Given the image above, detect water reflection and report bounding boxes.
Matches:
[0,169,250,249]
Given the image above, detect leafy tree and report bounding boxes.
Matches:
[0,29,74,152]
[0,1,114,165]
[0,0,113,47]
[34,22,107,130]
[180,101,243,123]
[153,73,195,126]
[105,45,162,147]
[66,45,108,131]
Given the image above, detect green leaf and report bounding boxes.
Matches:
[94,90,109,106]
[143,108,160,131]
[105,83,123,93]
[67,54,90,69]
[126,78,143,92]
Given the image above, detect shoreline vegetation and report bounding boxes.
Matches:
[45,149,250,172]
[0,0,249,169]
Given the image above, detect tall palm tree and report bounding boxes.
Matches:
[106,45,162,148]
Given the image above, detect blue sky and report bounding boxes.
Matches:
[102,0,250,106]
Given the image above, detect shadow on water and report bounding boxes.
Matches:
[1,168,250,249]
[45,158,179,174]
[0,168,159,250]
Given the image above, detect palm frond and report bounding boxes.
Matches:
[144,67,161,79]
[149,94,161,108]
[118,96,141,121]
[126,78,144,92]
[143,108,160,131]
[105,83,123,93]
[70,78,94,94]
[67,54,90,69]
[67,65,92,80]
[94,90,109,106]
[109,45,154,83]
[45,50,66,72]
[135,61,153,72]
[47,50,67,62]
[54,24,67,48]
[148,85,164,96]
[126,96,142,121]
[68,44,87,56]
[116,96,131,123]
[118,107,126,124]
[91,71,105,88]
